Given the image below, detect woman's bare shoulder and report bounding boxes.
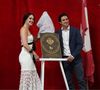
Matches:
[20,26,27,33]
[20,26,26,31]
[20,27,28,37]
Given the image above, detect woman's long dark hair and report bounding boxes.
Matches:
[22,13,35,25]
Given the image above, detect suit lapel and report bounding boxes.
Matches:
[59,29,63,53]
[69,26,73,44]
[59,29,62,40]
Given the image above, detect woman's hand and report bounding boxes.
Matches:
[32,51,39,61]
[34,54,39,61]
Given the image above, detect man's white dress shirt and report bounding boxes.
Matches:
[61,26,72,57]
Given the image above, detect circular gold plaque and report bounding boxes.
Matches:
[41,33,60,54]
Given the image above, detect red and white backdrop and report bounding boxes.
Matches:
[0,0,100,89]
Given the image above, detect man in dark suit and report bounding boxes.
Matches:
[56,13,87,90]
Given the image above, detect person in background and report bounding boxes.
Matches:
[19,13,41,90]
[56,13,87,90]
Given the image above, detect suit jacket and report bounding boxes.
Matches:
[56,26,83,63]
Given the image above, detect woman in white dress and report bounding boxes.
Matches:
[19,13,42,90]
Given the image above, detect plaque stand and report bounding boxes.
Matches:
[40,58,69,90]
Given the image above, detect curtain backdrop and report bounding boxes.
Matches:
[0,0,100,89]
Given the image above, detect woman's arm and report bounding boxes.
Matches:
[20,27,32,52]
[33,36,39,42]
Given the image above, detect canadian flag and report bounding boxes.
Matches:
[80,0,95,86]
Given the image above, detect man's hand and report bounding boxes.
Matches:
[67,55,74,62]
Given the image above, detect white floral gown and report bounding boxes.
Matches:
[19,35,42,90]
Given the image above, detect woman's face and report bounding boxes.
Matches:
[26,15,34,26]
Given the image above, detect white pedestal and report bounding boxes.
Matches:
[40,58,69,90]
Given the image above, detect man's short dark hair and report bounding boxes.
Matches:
[58,13,69,22]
